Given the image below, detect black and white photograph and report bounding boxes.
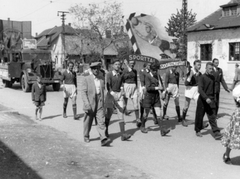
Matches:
[0,0,240,178]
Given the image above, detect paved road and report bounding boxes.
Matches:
[0,78,239,179]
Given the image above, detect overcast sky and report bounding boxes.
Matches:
[0,0,230,35]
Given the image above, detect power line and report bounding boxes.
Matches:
[16,0,61,20]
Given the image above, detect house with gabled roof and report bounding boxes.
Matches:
[187,0,240,82]
[36,24,119,69]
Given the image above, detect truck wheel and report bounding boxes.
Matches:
[2,79,12,88]
[52,83,60,91]
[21,74,31,92]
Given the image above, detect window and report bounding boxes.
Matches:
[223,6,237,16]
[200,44,212,61]
[229,43,240,61]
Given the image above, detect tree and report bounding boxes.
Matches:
[165,8,196,59]
[69,1,128,70]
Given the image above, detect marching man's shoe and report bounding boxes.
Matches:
[101,138,111,146]
[140,127,148,133]
[196,132,203,137]
[161,129,170,136]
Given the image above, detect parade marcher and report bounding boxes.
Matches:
[140,62,170,136]
[181,60,202,127]
[61,61,80,120]
[212,58,230,116]
[122,59,140,126]
[105,59,132,141]
[80,62,111,146]
[32,74,46,121]
[194,62,222,139]
[162,66,182,123]
[221,68,240,164]
[139,62,158,126]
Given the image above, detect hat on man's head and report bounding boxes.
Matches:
[89,61,101,68]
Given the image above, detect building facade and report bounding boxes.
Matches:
[187,0,240,83]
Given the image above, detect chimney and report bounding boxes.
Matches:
[68,23,71,26]
[35,33,38,37]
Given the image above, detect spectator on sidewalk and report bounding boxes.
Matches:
[32,74,46,121]
[222,70,240,164]
[80,61,111,146]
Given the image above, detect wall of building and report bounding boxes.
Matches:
[187,28,240,83]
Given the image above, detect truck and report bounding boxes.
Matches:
[0,19,61,92]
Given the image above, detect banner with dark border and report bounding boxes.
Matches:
[124,54,186,69]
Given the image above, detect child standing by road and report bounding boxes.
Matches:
[32,74,46,121]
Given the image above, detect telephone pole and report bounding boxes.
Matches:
[182,0,188,60]
[58,11,69,68]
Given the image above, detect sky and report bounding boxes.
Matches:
[0,0,230,36]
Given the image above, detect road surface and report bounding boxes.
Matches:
[0,77,239,179]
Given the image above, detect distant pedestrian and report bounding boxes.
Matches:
[162,66,182,124]
[80,62,111,146]
[212,58,230,116]
[182,60,202,127]
[195,62,222,140]
[222,71,240,164]
[61,61,80,120]
[32,74,46,121]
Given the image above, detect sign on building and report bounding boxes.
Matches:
[22,39,37,49]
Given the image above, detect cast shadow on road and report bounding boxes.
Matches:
[201,127,224,137]
[217,113,231,119]
[0,140,42,179]
[42,114,63,120]
[230,156,240,166]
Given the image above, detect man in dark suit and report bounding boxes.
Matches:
[80,62,111,146]
[195,62,222,140]
[212,58,230,116]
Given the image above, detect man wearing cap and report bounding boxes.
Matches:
[61,61,80,120]
[212,58,230,116]
[80,61,111,146]
[140,62,170,136]
[105,59,132,141]
[181,60,202,127]
[162,66,182,123]
[195,62,222,140]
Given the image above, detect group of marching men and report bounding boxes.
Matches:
[61,57,229,146]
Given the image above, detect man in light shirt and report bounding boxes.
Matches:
[182,60,202,127]
[80,62,111,146]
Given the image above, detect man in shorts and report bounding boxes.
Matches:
[122,59,140,126]
[61,61,80,120]
[105,59,132,141]
[182,60,202,127]
[162,66,184,125]
[140,62,170,136]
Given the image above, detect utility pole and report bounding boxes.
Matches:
[182,0,188,60]
[58,11,69,68]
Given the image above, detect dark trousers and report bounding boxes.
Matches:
[194,97,220,133]
[215,93,220,115]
